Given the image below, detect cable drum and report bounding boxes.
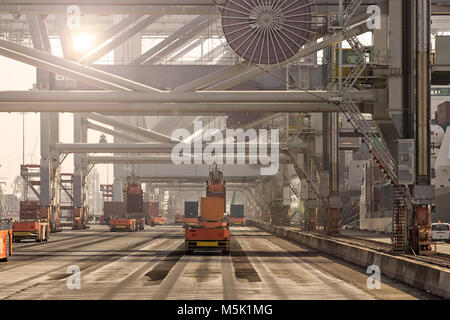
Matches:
[221,0,315,65]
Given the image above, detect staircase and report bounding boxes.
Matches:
[330,1,398,185]
[392,185,409,251]
[331,0,411,250]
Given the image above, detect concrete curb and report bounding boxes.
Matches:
[246,220,450,299]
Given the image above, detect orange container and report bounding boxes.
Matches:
[201,197,224,221]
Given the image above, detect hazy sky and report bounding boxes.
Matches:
[0,56,112,194]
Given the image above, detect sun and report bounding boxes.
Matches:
[72,33,95,52]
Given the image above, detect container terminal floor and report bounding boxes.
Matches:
[0,225,437,300]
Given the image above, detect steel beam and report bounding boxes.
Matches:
[169,38,204,61]
[87,155,292,164]
[55,143,175,153]
[132,16,208,65]
[172,64,248,93]
[27,15,44,51]
[79,15,162,64]
[87,156,173,164]
[143,16,214,65]
[87,121,147,143]
[195,44,223,64]
[81,112,176,143]
[37,16,51,53]
[85,15,140,57]
[0,102,343,113]
[0,38,163,92]
[173,17,370,92]
[0,4,217,15]
[0,90,375,103]
[208,26,370,90]
[56,16,77,60]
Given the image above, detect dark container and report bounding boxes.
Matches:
[124,184,143,213]
[103,202,125,218]
[19,201,40,220]
[230,204,244,218]
[184,201,199,218]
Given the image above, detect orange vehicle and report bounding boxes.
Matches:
[0,219,13,262]
[13,201,49,243]
[73,207,89,230]
[149,215,165,226]
[110,218,137,232]
[229,205,246,225]
[13,222,49,242]
[185,222,230,254]
[147,202,165,226]
[185,167,230,255]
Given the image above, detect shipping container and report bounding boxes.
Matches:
[184,201,199,218]
[124,184,143,213]
[201,197,225,222]
[230,205,244,218]
[103,202,125,218]
[19,201,41,220]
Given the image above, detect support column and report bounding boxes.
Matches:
[328,113,340,235]
[49,112,61,232]
[40,113,51,223]
[412,0,433,254]
[321,113,340,235]
[74,115,88,229]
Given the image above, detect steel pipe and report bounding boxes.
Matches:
[0,90,376,103]
[0,102,340,113]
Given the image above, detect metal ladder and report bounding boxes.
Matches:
[392,185,409,250]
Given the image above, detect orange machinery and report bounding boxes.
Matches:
[109,179,145,232]
[185,167,230,255]
[0,219,13,262]
[147,202,165,226]
[13,201,49,243]
[110,218,137,232]
[73,207,89,230]
[185,198,230,255]
[229,204,246,225]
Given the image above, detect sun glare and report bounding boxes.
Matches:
[73,33,95,52]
